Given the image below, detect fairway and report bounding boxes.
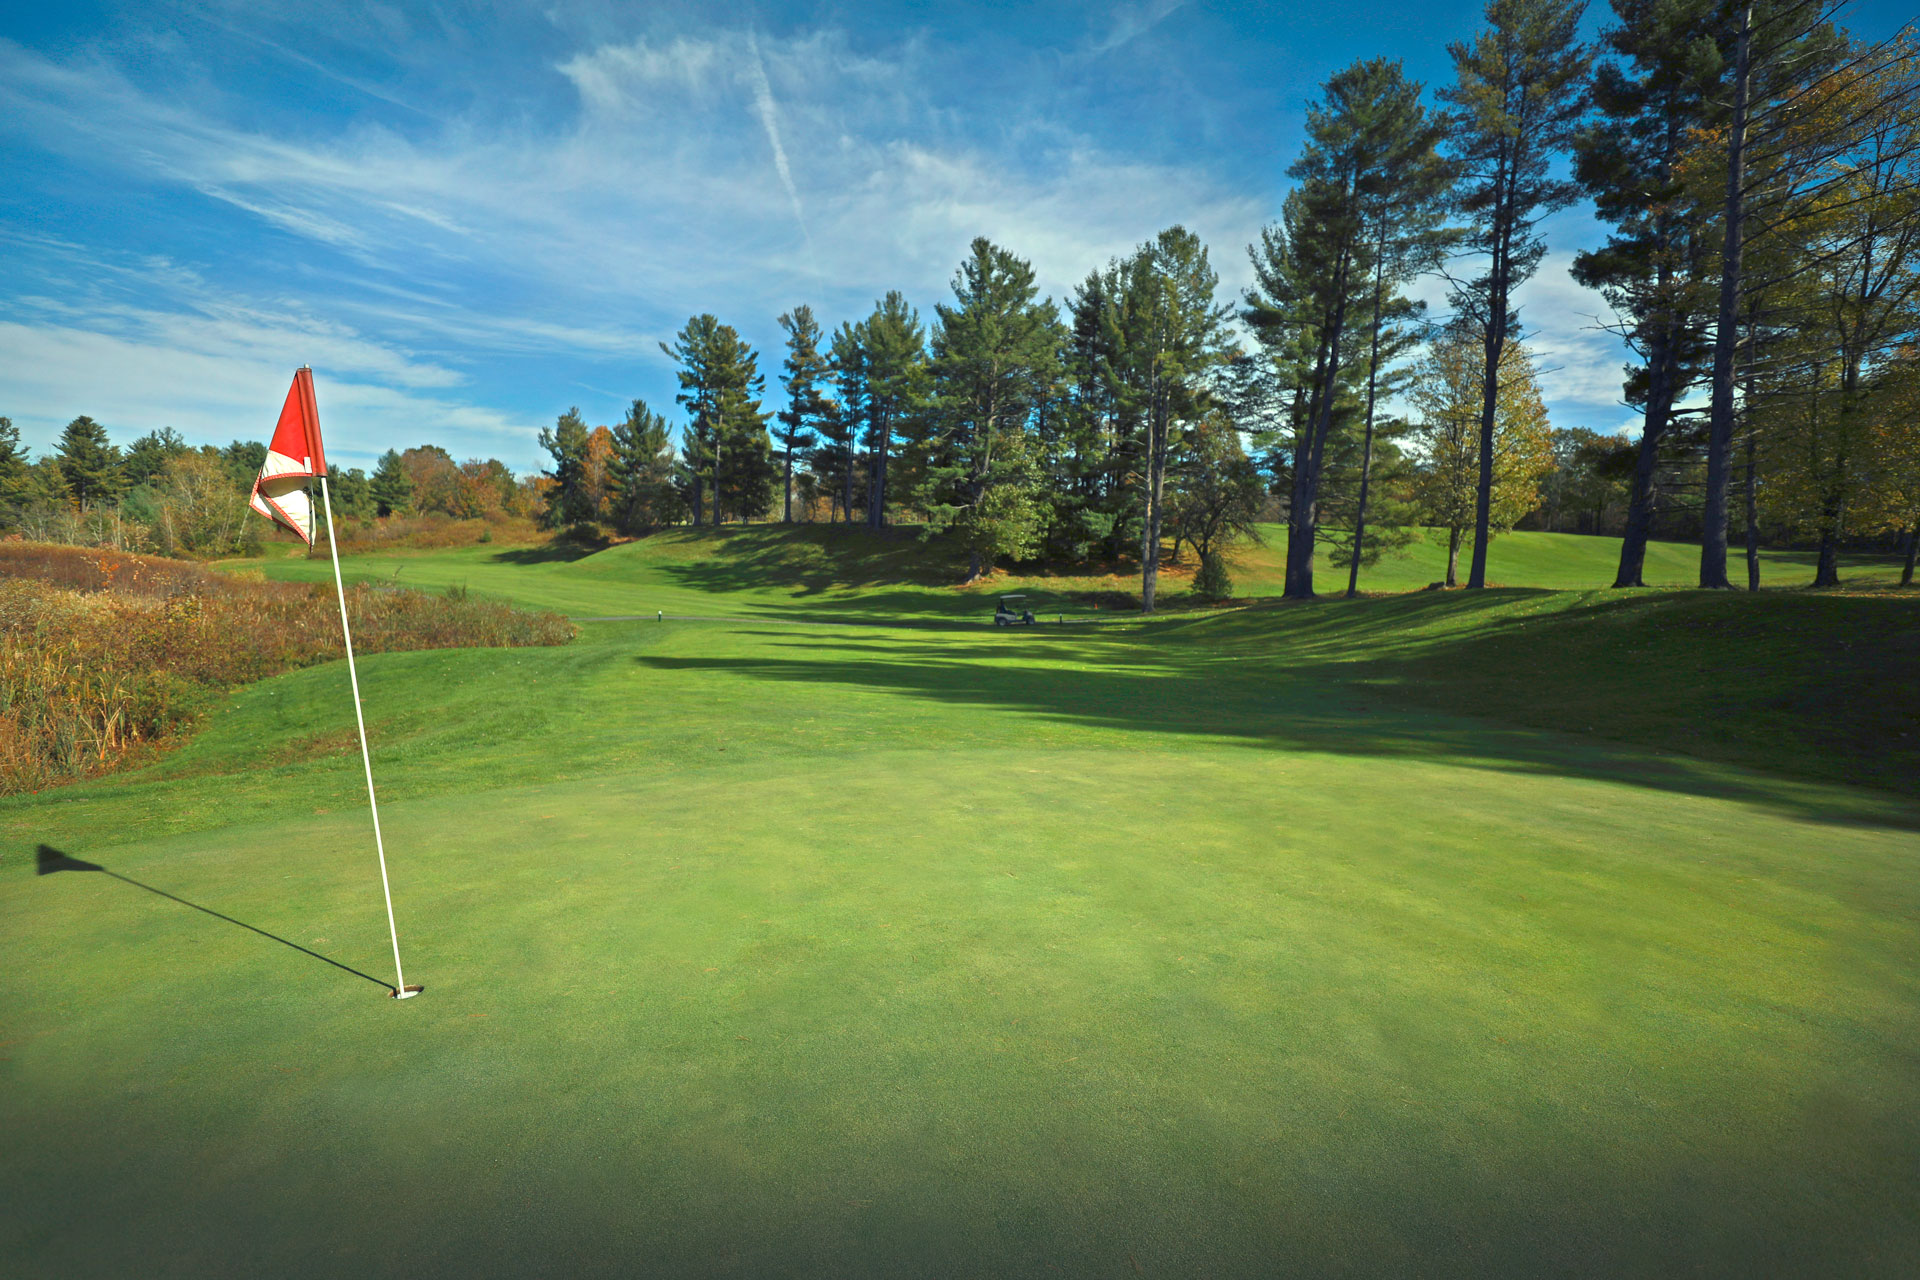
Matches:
[5,533,1917,1277]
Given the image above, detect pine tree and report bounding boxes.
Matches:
[1693,0,1849,587]
[1441,0,1592,589]
[326,465,376,520]
[123,428,189,489]
[609,398,685,533]
[858,292,928,531]
[0,416,30,516]
[823,322,869,523]
[1101,227,1235,612]
[537,408,594,528]
[369,449,414,516]
[776,306,830,523]
[1746,32,1920,586]
[1050,269,1129,562]
[1244,187,1373,599]
[220,440,268,486]
[55,415,124,508]
[920,238,1064,579]
[1573,0,1720,587]
[661,315,770,525]
[1341,60,1459,598]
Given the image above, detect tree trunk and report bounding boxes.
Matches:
[1700,2,1751,589]
[1743,390,1761,592]
[842,442,856,525]
[1348,238,1389,600]
[1902,527,1917,586]
[867,412,889,532]
[1284,290,1347,601]
[1813,491,1843,587]
[1141,412,1167,612]
[1446,526,1462,588]
[1613,338,1674,588]
[1466,133,1517,592]
[782,446,793,523]
[1466,280,1507,590]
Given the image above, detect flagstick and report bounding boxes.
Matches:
[318,475,415,999]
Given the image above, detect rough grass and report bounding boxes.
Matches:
[0,543,575,794]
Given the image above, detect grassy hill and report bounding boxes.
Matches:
[241,522,1908,622]
[1222,524,1905,595]
[4,527,1916,1276]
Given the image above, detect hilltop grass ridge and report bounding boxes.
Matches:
[239,522,1918,799]
[0,542,575,794]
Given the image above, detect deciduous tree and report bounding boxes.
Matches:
[1410,327,1557,584]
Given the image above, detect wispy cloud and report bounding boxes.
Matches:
[1087,0,1192,56]
[745,27,815,265]
[0,17,1408,466]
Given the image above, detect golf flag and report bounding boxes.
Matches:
[249,368,328,545]
[247,368,419,1000]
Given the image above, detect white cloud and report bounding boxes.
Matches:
[0,318,531,468]
[1511,251,1636,425]
[1087,0,1192,57]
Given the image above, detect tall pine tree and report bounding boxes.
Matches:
[1574,0,1721,587]
[1102,227,1235,612]
[919,238,1064,580]
[54,415,123,508]
[609,398,685,533]
[537,407,595,528]
[1441,0,1591,589]
[775,306,830,523]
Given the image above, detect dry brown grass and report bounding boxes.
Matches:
[0,542,574,794]
[317,513,547,555]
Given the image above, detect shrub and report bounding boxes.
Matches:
[0,543,574,793]
[1193,551,1234,602]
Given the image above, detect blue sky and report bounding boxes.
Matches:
[0,0,1910,474]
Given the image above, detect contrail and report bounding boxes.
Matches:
[745,28,816,267]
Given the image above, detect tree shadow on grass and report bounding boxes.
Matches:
[34,845,395,993]
[486,542,601,565]
[640,590,1920,832]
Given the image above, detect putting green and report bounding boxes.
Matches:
[4,537,1917,1277]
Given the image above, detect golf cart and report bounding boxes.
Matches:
[993,594,1036,627]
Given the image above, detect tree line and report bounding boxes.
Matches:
[8,0,1915,595]
[0,413,538,556]
[541,0,1920,601]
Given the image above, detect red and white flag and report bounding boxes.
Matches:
[250,368,329,545]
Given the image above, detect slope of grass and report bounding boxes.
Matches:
[245,523,1909,624]
[6,534,1917,1277]
[1220,524,1906,595]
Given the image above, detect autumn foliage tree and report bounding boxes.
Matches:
[1409,327,1556,585]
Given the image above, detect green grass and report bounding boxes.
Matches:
[5,529,1917,1276]
[1222,524,1907,595]
[240,523,1908,623]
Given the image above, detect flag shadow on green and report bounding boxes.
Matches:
[35,843,395,993]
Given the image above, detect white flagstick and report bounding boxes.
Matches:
[318,474,415,999]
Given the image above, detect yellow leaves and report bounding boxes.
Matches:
[1409,330,1557,532]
